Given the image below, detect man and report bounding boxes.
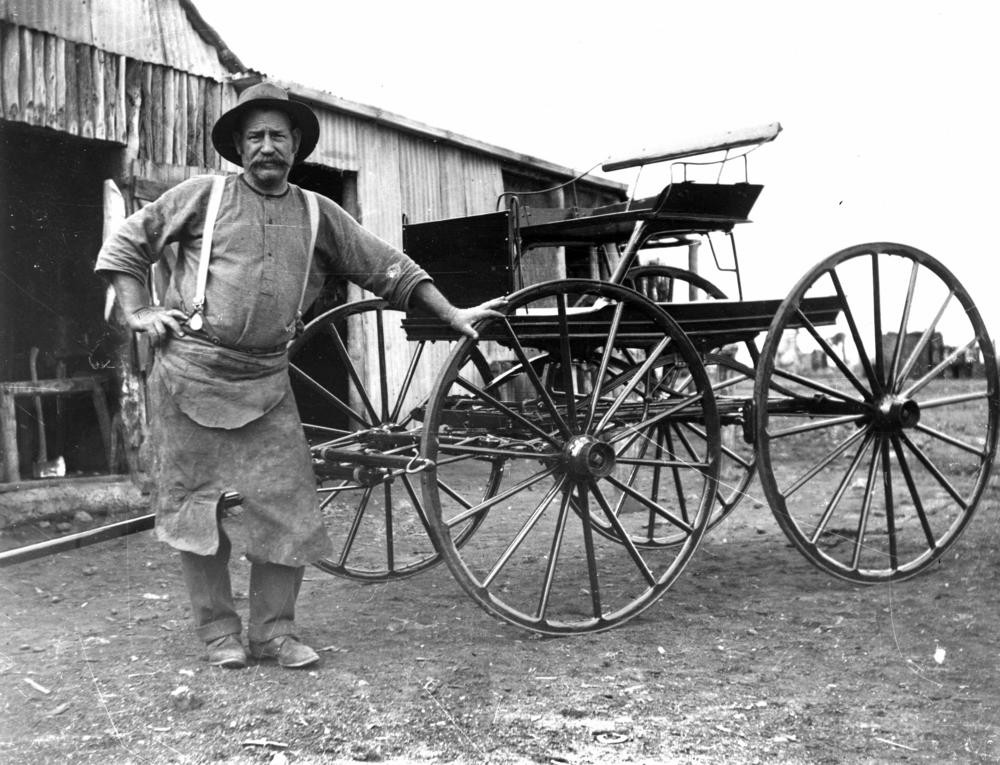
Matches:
[96,82,503,669]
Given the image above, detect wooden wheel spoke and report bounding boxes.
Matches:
[375,308,390,421]
[680,421,753,469]
[895,291,953,386]
[912,422,988,458]
[556,295,579,430]
[605,391,702,446]
[535,488,573,621]
[769,367,867,405]
[588,479,657,586]
[388,339,427,423]
[768,413,867,440]
[595,337,673,434]
[481,477,567,588]
[889,434,938,550]
[575,483,604,619]
[604,473,696,533]
[454,376,560,446]
[902,339,979,399]
[499,319,571,437]
[781,427,868,499]
[850,434,883,570]
[382,482,395,571]
[670,422,736,510]
[829,268,882,394]
[289,363,371,428]
[400,474,434,538]
[879,437,898,571]
[888,261,919,390]
[871,253,886,389]
[919,390,991,410]
[898,432,970,509]
[324,322,380,422]
[796,307,873,399]
[584,302,627,432]
[805,432,874,545]
[442,466,560,528]
[337,485,374,567]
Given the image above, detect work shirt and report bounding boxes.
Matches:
[95,174,432,564]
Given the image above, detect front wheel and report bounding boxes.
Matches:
[419,279,721,634]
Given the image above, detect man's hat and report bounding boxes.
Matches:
[211,81,320,166]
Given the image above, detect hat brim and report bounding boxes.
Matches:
[211,97,320,167]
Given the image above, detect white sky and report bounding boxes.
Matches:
[194,0,1000,337]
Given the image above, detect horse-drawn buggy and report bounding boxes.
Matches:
[8,123,999,636]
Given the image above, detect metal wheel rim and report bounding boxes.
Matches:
[290,299,501,580]
[754,243,999,582]
[419,279,721,634]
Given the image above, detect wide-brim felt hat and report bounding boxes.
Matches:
[211,81,320,166]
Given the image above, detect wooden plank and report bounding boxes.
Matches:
[203,80,220,167]
[162,67,175,165]
[123,59,143,163]
[2,23,20,121]
[30,36,41,126]
[76,42,94,138]
[43,33,57,128]
[187,75,202,167]
[0,389,20,483]
[149,65,163,163]
[173,71,186,166]
[53,37,65,130]
[114,54,126,145]
[92,47,105,140]
[32,31,45,127]
[63,40,77,135]
[138,63,152,162]
[103,49,118,143]
[18,28,33,124]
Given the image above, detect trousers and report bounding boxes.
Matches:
[179,519,305,644]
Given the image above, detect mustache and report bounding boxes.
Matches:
[249,157,289,169]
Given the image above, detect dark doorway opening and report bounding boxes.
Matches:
[0,122,121,477]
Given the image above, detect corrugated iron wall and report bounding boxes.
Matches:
[308,111,507,415]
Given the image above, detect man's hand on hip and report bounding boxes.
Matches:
[128,306,189,347]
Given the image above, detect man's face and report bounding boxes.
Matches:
[235,108,301,191]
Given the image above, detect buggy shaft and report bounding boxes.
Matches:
[0,513,155,567]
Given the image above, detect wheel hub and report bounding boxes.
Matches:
[872,395,920,430]
[563,435,616,478]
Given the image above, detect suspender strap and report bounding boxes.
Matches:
[289,189,320,335]
[190,175,226,328]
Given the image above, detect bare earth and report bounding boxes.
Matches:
[1,474,998,764]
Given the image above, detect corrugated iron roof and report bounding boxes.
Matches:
[0,0,241,78]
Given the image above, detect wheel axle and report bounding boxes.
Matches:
[563,435,616,478]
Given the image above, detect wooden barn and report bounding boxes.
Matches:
[0,0,625,495]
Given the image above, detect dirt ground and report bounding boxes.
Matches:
[1,467,998,765]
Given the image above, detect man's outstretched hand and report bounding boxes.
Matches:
[446,297,508,340]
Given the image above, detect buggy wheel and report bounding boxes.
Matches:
[622,266,759,534]
[419,279,720,634]
[289,299,500,581]
[583,352,757,547]
[754,243,999,582]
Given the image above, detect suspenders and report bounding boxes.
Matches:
[188,175,319,338]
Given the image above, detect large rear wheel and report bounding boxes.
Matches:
[754,243,998,582]
[290,299,500,581]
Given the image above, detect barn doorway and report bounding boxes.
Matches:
[0,122,121,479]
